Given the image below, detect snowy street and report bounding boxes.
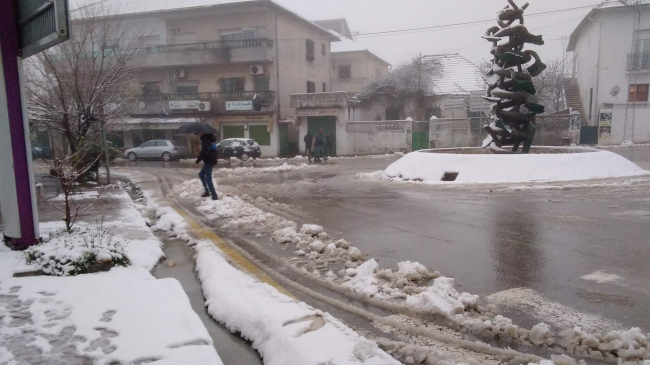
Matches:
[106,146,650,364]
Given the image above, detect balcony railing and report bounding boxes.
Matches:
[628,52,650,71]
[137,38,274,54]
[139,91,275,102]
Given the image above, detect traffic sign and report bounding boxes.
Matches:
[470,90,492,112]
[17,0,70,58]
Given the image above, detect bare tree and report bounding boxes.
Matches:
[50,145,103,232]
[25,1,144,156]
[356,57,441,118]
[534,59,567,114]
[25,1,145,230]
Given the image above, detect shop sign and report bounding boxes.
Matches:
[169,100,200,110]
[296,108,339,117]
[226,100,253,111]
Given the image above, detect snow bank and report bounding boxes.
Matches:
[383,148,649,184]
[406,277,479,316]
[195,241,400,365]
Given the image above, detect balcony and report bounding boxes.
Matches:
[627,52,650,71]
[131,91,275,115]
[133,39,274,68]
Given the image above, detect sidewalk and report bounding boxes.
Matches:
[0,177,223,365]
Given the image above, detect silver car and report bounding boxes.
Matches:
[123,140,188,162]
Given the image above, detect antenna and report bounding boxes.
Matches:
[610,86,621,97]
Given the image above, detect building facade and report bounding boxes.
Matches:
[314,19,390,96]
[94,0,336,157]
[567,1,650,144]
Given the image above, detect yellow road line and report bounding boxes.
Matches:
[168,202,296,299]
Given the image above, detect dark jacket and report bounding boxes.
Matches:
[196,134,218,165]
[304,133,313,148]
[315,133,324,147]
[326,134,334,147]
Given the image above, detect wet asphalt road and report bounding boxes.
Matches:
[115,147,650,335]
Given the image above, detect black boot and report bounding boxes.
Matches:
[201,192,210,198]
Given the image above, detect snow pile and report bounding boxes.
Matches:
[0,266,222,365]
[194,240,400,365]
[50,190,99,201]
[382,149,649,184]
[23,223,130,276]
[217,163,316,178]
[406,277,479,317]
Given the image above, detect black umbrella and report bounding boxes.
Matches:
[175,122,218,136]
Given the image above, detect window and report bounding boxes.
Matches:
[635,39,650,53]
[143,82,162,95]
[322,82,327,92]
[103,44,118,56]
[322,43,326,56]
[141,140,156,148]
[254,77,270,91]
[175,81,199,94]
[339,65,351,79]
[386,108,400,120]
[220,78,245,92]
[218,140,233,147]
[629,84,649,102]
[306,39,315,61]
[307,81,316,94]
[155,141,168,147]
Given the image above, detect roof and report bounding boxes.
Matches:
[424,54,484,95]
[314,19,353,40]
[328,30,391,66]
[70,0,334,38]
[567,0,650,51]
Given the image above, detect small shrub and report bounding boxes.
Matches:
[23,222,130,276]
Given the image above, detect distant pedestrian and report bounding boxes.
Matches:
[196,133,218,200]
[314,129,325,162]
[324,133,334,160]
[304,131,313,161]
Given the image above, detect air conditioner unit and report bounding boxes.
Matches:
[198,102,211,112]
[173,69,186,78]
[250,65,264,75]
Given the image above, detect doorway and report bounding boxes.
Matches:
[307,116,336,156]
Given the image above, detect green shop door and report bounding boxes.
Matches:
[307,116,336,156]
[278,124,290,156]
[222,125,245,140]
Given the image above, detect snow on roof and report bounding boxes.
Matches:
[327,30,390,66]
[328,30,366,53]
[597,0,650,9]
[425,54,484,95]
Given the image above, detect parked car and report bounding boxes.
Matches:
[216,138,262,161]
[123,140,188,162]
[31,146,52,160]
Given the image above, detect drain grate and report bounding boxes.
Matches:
[441,172,459,181]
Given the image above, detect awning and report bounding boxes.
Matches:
[109,117,204,131]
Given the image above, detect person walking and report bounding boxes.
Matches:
[324,133,334,160]
[314,129,325,162]
[304,131,313,162]
[196,133,218,200]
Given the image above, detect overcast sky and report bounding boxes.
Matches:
[274,0,602,67]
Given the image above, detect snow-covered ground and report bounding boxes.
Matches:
[0,183,223,365]
[378,148,649,184]
[163,176,650,364]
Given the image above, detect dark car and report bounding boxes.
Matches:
[216,138,262,161]
[31,146,52,160]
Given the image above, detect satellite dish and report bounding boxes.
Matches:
[610,86,620,97]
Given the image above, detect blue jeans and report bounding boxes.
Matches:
[199,164,217,198]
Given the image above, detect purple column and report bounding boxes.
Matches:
[0,1,38,247]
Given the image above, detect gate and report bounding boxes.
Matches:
[307,116,336,156]
[580,126,598,145]
[412,121,430,151]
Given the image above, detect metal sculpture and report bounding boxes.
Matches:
[482,0,546,153]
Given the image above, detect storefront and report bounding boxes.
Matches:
[215,114,277,157]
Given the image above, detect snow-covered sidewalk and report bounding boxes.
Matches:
[123,171,402,365]
[0,183,223,365]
